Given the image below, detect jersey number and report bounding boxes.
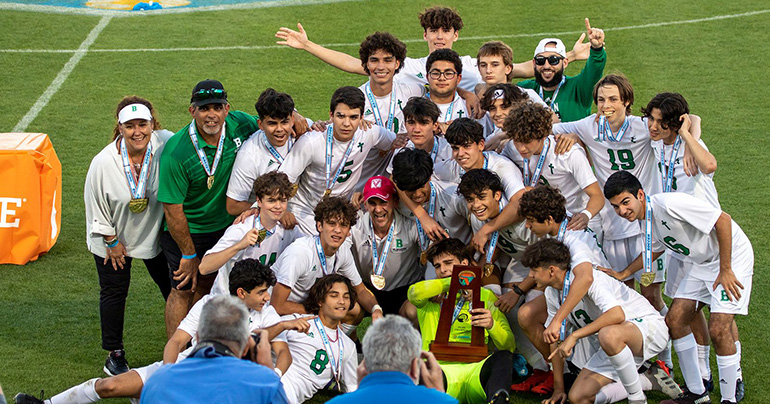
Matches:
[607,149,636,170]
[658,163,678,190]
[336,160,354,183]
[663,236,690,256]
[310,349,329,375]
[258,252,277,267]
[497,237,518,255]
[570,309,593,327]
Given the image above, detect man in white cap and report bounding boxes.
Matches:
[517,19,606,123]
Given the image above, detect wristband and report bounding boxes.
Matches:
[274,367,283,377]
[106,238,119,248]
[512,284,525,296]
[372,304,383,313]
[181,253,197,260]
[580,209,593,221]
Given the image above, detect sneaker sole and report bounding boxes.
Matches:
[649,367,684,399]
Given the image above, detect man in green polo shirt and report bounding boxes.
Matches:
[158,79,259,337]
[517,19,606,123]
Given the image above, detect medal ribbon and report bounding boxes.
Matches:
[365,83,396,131]
[556,217,568,242]
[370,217,395,279]
[524,137,551,187]
[661,136,683,193]
[538,76,566,109]
[559,269,572,341]
[598,115,630,142]
[443,92,460,122]
[484,199,505,265]
[415,182,437,253]
[253,215,274,245]
[313,317,342,384]
[314,236,335,276]
[188,119,226,178]
[325,125,358,192]
[119,138,152,199]
[262,131,292,165]
[643,195,654,275]
[459,152,489,176]
[430,137,439,162]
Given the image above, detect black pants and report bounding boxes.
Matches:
[95,253,170,351]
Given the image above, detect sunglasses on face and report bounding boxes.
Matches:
[534,55,564,66]
[192,88,227,102]
[428,69,457,80]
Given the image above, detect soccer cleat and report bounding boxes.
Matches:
[530,371,554,395]
[735,378,744,402]
[14,391,45,404]
[104,349,130,376]
[510,369,550,392]
[511,353,529,377]
[487,389,509,404]
[659,390,712,404]
[703,375,714,393]
[643,360,684,399]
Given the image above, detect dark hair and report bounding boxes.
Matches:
[641,92,690,133]
[359,32,407,75]
[518,185,567,223]
[593,74,634,114]
[303,274,357,314]
[457,169,503,200]
[477,41,513,81]
[426,48,462,75]
[391,148,433,192]
[425,238,473,266]
[402,97,440,124]
[503,101,552,142]
[330,86,365,114]
[252,171,296,200]
[603,171,643,200]
[445,118,484,146]
[255,88,295,120]
[228,258,276,296]
[520,238,571,271]
[480,83,528,112]
[418,6,463,32]
[113,95,162,140]
[314,196,358,228]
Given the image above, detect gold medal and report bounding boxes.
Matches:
[420,250,428,265]
[370,274,386,290]
[128,198,148,214]
[323,188,332,197]
[483,263,495,277]
[256,228,268,244]
[207,175,215,189]
[640,272,655,287]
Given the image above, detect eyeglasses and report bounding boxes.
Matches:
[428,69,457,80]
[192,88,227,102]
[534,55,564,66]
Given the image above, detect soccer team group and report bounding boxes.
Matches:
[15,6,755,404]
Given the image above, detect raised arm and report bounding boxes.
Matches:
[275,23,366,75]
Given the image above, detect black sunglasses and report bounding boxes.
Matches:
[192,88,227,102]
[534,55,564,66]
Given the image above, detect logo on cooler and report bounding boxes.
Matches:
[0,197,23,228]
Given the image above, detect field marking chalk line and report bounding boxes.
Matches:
[12,16,112,132]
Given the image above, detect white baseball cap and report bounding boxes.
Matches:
[534,38,566,58]
[118,103,153,124]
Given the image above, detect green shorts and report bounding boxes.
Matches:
[440,356,489,404]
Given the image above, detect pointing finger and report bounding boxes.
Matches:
[585,18,592,33]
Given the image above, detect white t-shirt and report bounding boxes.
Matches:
[555,228,611,269]
[350,210,423,291]
[395,55,482,92]
[650,138,719,209]
[430,93,470,123]
[226,130,291,203]
[434,151,525,200]
[396,180,472,244]
[271,236,363,303]
[204,216,302,296]
[281,314,358,404]
[386,136,453,175]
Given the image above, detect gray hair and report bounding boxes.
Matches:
[198,295,250,354]
[362,315,422,373]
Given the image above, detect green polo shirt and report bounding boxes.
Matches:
[518,46,606,123]
[158,110,258,233]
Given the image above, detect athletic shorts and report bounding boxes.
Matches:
[160,229,225,290]
[441,357,489,404]
[665,256,705,303]
[603,236,665,284]
[675,271,753,315]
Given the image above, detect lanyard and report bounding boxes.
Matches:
[643,195,653,275]
[538,76,565,109]
[559,269,572,341]
[370,217,395,279]
[188,119,226,177]
[262,131,292,165]
[415,182,437,252]
[314,236,336,276]
[253,215,274,245]
[364,83,396,131]
[119,138,152,199]
[597,115,630,142]
[442,93,460,122]
[661,136,683,193]
[524,137,551,187]
[430,137,440,162]
[325,125,358,192]
[556,217,568,241]
[313,317,342,384]
[484,200,505,265]
[459,152,488,176]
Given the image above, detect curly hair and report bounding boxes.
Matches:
[457,169,503,200]
[252,171,296,200]
[641,92,690,133]
[314,196,358,228]
[518,185,567,223]
[480,83,528,112]
[228,258,277,296]
[503,101,552,142]
[425,237,473,266]
[593,74,634,114]
[359,32,407,75]
[418,6,463,31]
[112,95,162,141]
[521,238,571,271]
[255,88,295,120]
[303,274,357,314]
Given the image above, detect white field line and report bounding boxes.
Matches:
[2,8,769,55]
[12,16,112,132]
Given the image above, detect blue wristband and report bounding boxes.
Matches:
[106,238,119,248]
[181,253,197,260]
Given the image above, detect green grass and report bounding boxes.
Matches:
[1,1,768,403]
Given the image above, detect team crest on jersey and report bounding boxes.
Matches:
[267,160,275,167]
[417,72,424,79]
[233,138,242,149]
[308,332,315,338]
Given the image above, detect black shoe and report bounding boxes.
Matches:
[703,375,714,393]
[488,389,509,404]
[104,349,130,376]
[660,390,711,404]
[14,392,45,404]
[735,378,744,402]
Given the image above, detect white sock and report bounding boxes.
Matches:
[735,341,743,380]
[49,378,101,404]
[672,334,704,394]
[697,344,711,380]
[339,322,357,337]
[639,372,653,391]
[607,346,645,401]
[717,352,740,402]
[657,307,673,369]
[595,381,628,404]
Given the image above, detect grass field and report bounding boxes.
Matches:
[1,0,769,403]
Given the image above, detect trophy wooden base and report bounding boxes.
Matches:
[429,341,488,363]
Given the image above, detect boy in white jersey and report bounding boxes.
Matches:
[605,171,753,404]
[350,176,422,316]
[15,260,290,404]
[425,49,470,127]
[270,196,383,325]
[279,86,397,234]
[226,89,300,215]
[522,239,674,404]
[280,275,359,404]
[200,171,301,295]
[387,97,453,174]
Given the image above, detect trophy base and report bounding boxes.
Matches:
[430,342,488,363]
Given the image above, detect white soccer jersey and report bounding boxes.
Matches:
[271,236,363,303]
[350,210,423,291]
[647,193,753,280]
[556,228,611,269]
[651,138,719,208]
[386,136,453,175]
[431,94,470,123]
[281,314,358,404]
[280,125,395,213]
[434,151,525,200]
[396,180,472,243]
[359,82,425,134]
[226,130,291,203]
[396,55,482,92]
[468,198,534,263]
[205,216,302,296]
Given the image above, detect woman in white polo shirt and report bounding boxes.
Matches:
[84,96,172,377]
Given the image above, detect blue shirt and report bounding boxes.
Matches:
[327,371,457,404]
[140,356,288,404]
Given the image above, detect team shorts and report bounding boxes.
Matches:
[664,256,705,303]
[441,357,489,404]
[603,236,666,284]
[675,271,753,315]
[160,229,225,290]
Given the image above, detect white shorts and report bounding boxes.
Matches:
[570,332,601,370]
[133,361,163,384]
[604,236,665,284]
[664,256,705,303]
[584,316,668,381]
[675,271,753,315]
